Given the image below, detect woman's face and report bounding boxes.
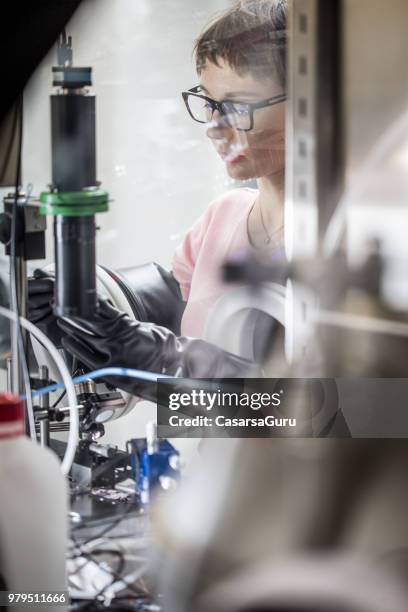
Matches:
[199,58,286,182]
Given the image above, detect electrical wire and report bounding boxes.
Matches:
[0,305,78,474]
[68,501,150,607]
[57,361,80,408]
[100,563,150,602]
[71,553,150,606]
[70,526,150,605]
[52,389,67,408]
[69,548,125,588]
[68,541,116,601]
[69,515,151,604]
[80,549,126,604]
[29,366,171,399]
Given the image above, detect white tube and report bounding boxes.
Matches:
[0,306,78,475]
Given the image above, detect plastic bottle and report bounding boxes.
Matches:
[0,394,68,612]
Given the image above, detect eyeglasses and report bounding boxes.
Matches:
[182,86,286,132]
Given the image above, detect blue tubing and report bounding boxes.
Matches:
[25,367,170,400]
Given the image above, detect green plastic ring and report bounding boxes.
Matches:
[39,190,109,216]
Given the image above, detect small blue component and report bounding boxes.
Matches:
[128,438,180,506]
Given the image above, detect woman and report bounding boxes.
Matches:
[175,0,286,338]
[30,0,288,395]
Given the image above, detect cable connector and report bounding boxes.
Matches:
[57,30,73,67]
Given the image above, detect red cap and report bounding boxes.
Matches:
[0,394,24,424]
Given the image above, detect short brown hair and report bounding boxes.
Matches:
[194,0,287,87]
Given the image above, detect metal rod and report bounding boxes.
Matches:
[16,257,29,435]
[9,256,20,395]
[6,357,12,392]
[39,365,50,446]
[36,423,71,432]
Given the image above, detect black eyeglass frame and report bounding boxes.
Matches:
[181,85,287,131]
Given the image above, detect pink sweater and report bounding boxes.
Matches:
[172,188,259,338]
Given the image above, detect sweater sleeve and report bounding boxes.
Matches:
[171,201,218,301]
[172,189,256,302]
[172,196,230,301]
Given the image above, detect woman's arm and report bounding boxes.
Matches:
[57,298,255,402]
[171,201,217,301]
[104,262,186,334]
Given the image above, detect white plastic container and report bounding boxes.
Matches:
[0,394,68,612]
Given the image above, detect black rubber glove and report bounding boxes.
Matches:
[57,299,255,400]
[28,269,63,347]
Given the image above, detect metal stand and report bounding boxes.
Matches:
[0,191,47,435]
[38,365,50,446]
[9,254,27,396]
